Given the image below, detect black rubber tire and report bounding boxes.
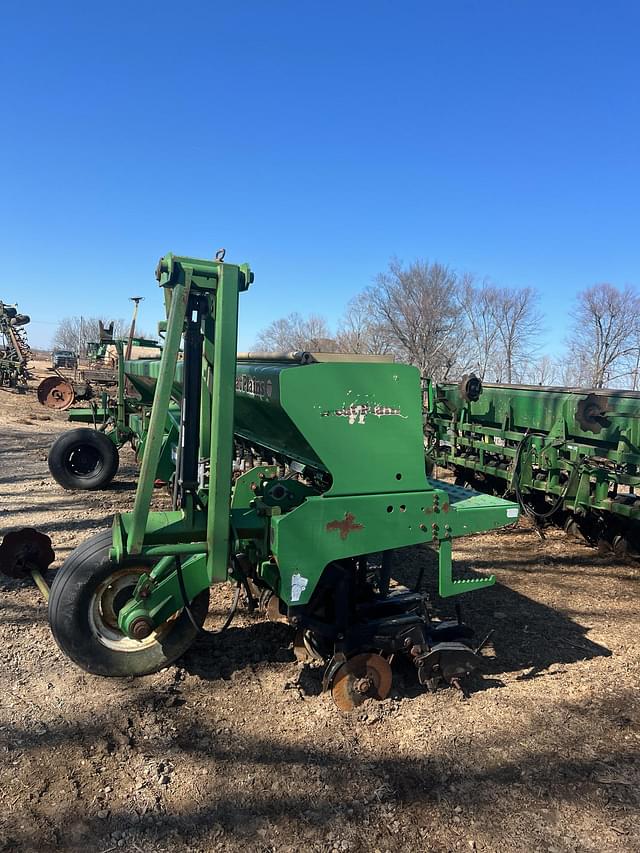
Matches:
[48,428,120,490]
[48,531,210,677]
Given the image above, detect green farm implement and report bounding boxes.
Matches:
[37,325,162,417]
[426,377,640,558]
[39,253,520,709]
[0,301,31,389]
[44,339,178,489]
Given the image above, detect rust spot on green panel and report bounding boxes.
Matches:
[326,512,364,540]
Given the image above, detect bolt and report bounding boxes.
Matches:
[355,677,372,694]
[130,617,153,640]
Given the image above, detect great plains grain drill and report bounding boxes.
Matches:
[46,253,520,709]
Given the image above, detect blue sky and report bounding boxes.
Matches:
[1,1,638,353]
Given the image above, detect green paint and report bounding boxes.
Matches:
[87,251,519,642]
[427,380,640,525]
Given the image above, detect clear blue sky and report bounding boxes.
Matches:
[1,1,638,352]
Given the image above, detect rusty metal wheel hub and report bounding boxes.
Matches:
[330,652,393,712]
[37,376,75,410]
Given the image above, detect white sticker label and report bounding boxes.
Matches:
[291,573,308,602]
[507,508,519,518]
[320,403,405,425]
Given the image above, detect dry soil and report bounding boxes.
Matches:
[0,368,638,853]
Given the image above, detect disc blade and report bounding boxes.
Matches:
[37,376,75,410]
[0,528,55,578]
[331,653,392,712]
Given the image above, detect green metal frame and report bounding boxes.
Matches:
[231,361,517,607]
[427,380,640,528]
[114,253,253,636]
[110,259,519,641]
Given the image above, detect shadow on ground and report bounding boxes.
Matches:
[1,685,637,853]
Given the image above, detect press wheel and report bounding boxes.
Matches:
[330,652,392,712]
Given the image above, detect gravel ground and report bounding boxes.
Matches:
[0,372,638,853]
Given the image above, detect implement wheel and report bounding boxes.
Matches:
[48,428,119,490]
[49,531,210,677]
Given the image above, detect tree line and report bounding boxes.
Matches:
[255,258,640,389]
[52,316,151,357]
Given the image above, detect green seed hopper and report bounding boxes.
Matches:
[123,353,520,603]
[43,254,520,710]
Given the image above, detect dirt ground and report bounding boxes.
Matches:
[1,366,639,853]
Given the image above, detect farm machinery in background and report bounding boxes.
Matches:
[0,300,32,389]
[44,336,178,490]
[425,377,640,559]
[19,252,520,710]
[37,316,162,411]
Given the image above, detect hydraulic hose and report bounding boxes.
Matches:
[511,432,579,521]
[174,555,240,637]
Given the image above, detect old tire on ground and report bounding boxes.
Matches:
[48,428,120,490]
[49,531,210,677]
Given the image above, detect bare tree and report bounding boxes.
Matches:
[457,275,501,380]
[455,277,543,383]
[52,316,128,356]
[558,351,592,387]
[335,292,393,355]
[368,258,462,378]
[252,260,547,385]
[626,330,640,391]
[565,284,640,388]
[524,354,560,386]
[492,287,542,383]
[254,312,337,352]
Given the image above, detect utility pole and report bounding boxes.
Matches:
[126,297,144,360]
